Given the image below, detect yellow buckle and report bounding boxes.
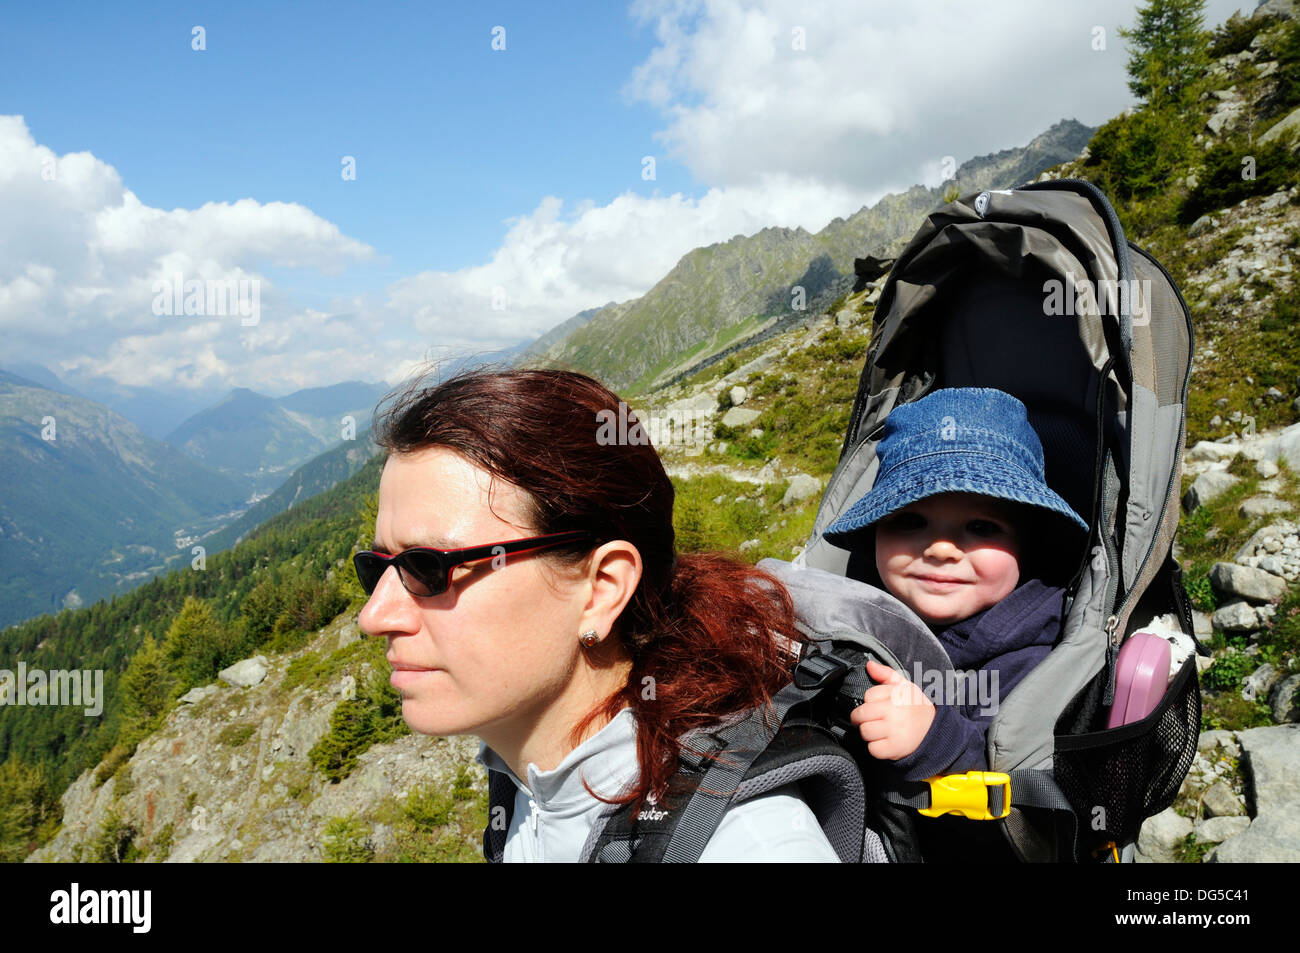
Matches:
[917,771,1012,820]
[1091,841,1120,863]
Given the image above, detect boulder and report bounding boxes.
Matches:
[1184,440,1239,464]
[1270,673,1300,724]
[1183,471,1239,511]
[1201,779,1247,818]
[219,655,269,689]
[1197,729,1240,756]
[1210,810,1300,862]
[1136,807,1192,863]
[1239,496,1292,519]
[1234,523,1295,562]
[1194,815,1251,844]
[1209,561,1287,602]
[729,385,747,407]
[1242,662,1280,702]
[781,473,822,507]
[1188,214,1217,237]
[720,407,761,428]
[1259,105,1300,145]
[1212,600,1259,632]
[1238,724,1300,815]
[179,685,219,705]
[1272,423,1300,470]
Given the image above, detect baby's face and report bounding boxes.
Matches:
[874,492,1021,626]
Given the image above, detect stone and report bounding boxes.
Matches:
[1183,471,1240,511]
[1210,414,1223,427]
[1192,609,1214,640]
[1212,600,1259,632]
[1270,673,1300,723]
[1188,214,1217,237]
[1257,554,1289,577]
[1201,780,1247,818]
[781,473,822,507]
[1136,807,1193,863]
[1240,496,1293,519]
[720,407,760,428]
[1210,810,1300,862]
[1272,424,1300,470]
[1242,662,1280,702]
[1260,192,1290,212]
[1259,105,1300,145]
[1195,815,1251,844]
[1185,439,1239,463]
[738,538,760,552]
[729,385,747,407]
[1238,724,1300,816]
[219,656,269,689]
[1209,562,1287,602]
[834,309,855,328]
[179,685,219,705]
[1198,729,1240,755]
[1256,459,1280,479]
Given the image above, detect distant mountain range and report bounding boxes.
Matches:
[164,380,388,495]
[0,370,248,628]
[523,119,1094,392]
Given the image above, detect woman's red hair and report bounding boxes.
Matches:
[372,367,801,805]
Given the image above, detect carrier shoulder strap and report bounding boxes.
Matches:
[582,662,870,863]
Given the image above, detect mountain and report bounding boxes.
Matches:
[0,371,249,628]
[165,381,387,495]
[200,426,383,554]
[524,119,1094,392]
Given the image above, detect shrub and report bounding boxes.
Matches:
[1181,135,1300,222]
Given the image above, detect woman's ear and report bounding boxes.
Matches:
[578,540,643,642]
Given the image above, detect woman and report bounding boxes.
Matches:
[354,367,838,862]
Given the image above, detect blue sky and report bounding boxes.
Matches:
[0,0,1252,410]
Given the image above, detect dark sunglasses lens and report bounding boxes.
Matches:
[396,551,445,597]
[353,553,387,595]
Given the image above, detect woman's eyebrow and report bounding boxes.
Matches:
[369,535,460,553]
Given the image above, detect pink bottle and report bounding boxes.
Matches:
[1106,631,1172,728]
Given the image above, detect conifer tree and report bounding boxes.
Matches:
[1120,0,1210,106]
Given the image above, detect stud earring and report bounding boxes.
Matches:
[580,629,599,648]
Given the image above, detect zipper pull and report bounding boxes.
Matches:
[528,798,539,834]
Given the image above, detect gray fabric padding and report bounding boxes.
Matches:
[863,828,890,863]
[734,755,867,863]
[1121,387,1180,594]
[758,558,954,677]
[988,546,1109,771]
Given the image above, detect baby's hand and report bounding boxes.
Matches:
[850,659,936,761]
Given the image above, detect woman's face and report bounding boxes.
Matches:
[358,447,592,746]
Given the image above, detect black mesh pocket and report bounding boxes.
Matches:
[1052,655,1200,850]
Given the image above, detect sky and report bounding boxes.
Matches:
[0,0,1255,410]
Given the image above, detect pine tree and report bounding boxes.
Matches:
[161,596,238,691]
[1120,0,1210,106]
[119,635,175,734]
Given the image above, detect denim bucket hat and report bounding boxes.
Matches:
[823,387,1089,545]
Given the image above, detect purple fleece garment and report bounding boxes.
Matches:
[889,579,1065,782]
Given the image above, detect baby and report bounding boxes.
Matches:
[821,387,1089,781]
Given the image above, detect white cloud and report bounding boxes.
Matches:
[0,115,377,391]
[625,0,1251,192]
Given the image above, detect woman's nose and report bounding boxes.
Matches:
[358,566,418,638]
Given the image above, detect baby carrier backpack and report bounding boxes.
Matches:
[484,179,1201,863]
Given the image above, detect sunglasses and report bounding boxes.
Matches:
[353,530,595,597]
